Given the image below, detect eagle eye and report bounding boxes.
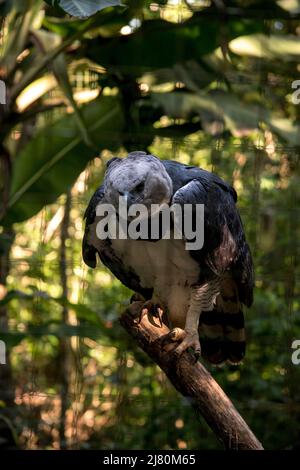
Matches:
[135,182,145,192]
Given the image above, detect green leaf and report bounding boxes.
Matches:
[58,0,121,18]
[10,17,96,103]
[2,96,124,225]
[43,7,127,37]
[278,0,300,14]
[33,29,96,149]
[55,297,106,327]
[86,13,264,71]
[151,89,300,145]
[230,33,300,60]
[1,0,43,75]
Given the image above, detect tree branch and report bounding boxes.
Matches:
[120,301,264,451]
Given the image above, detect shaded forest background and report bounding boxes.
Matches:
[0,0,300,450]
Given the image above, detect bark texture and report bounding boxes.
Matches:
[120,301,264,450]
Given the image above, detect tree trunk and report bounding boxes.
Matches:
[58,192,71,450]
[0,228,17,448]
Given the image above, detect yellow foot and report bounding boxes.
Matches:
[162,327,201,362]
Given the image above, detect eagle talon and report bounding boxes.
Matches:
[161,327,185,350]
[193,348,202,363]
[136,307,149,324]
[156,306,164,327]
[136,301,164,327]
[163,328,201,361]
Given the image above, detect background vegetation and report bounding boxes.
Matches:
[0,0,300,450]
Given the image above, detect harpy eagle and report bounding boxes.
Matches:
[82,151,253,365]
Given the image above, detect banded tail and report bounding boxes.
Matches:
[199,278,246,365]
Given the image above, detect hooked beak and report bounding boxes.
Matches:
[119,191,133,206]
[122,191,129,203]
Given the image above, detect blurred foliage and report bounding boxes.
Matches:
[0,0,300,450]
[46,1,123,18]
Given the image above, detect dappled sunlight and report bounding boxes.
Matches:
[0,0,300,452]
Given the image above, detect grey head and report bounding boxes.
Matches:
[104,151,173,210]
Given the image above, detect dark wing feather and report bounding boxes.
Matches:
[82,186,105,268]
[164,160,253,307]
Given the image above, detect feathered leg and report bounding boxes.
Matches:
[162,279,221,361]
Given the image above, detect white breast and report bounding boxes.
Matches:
[110,237,200,326]
[88,215,201,326]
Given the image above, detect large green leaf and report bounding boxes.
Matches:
[85,13,264,72]
[151,89,300,145]
[33,29,96,149]
[1,0,43,75]
[2,96,124,225]
[277,0,300,14]
[230,33,300,60]
[43,7,128,37]
[57,0,121,18]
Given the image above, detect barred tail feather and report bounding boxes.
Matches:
[199,279,246,365]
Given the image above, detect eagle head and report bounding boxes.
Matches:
[104,151,173,210]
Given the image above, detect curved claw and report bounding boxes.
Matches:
[193,348,202,362]
[134,301,164,328]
